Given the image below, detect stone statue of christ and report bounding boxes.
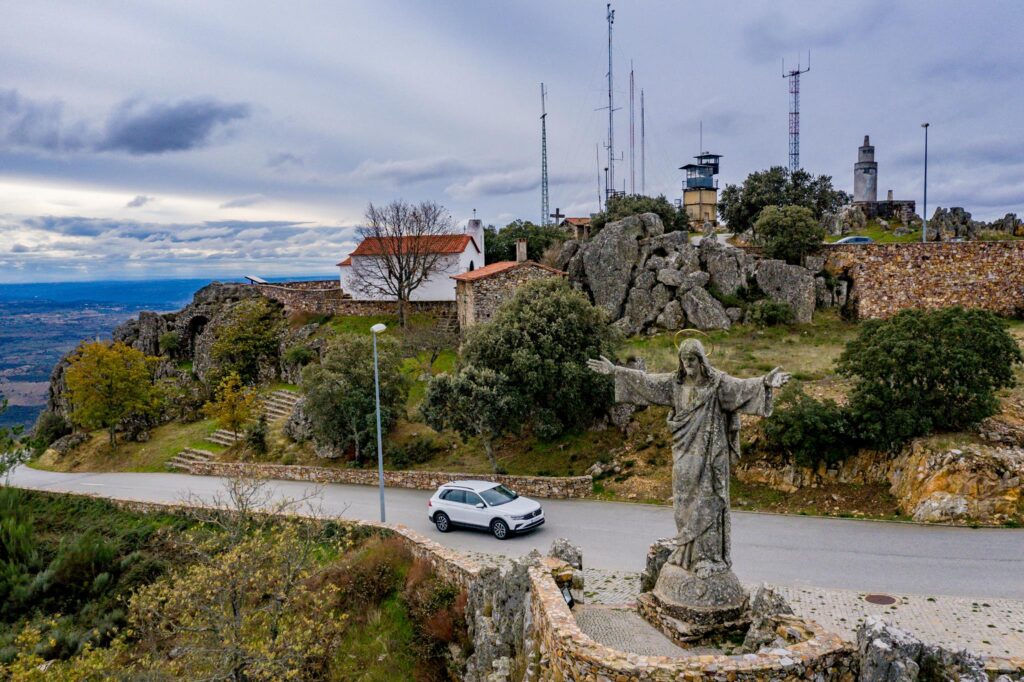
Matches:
[588,339,789,579]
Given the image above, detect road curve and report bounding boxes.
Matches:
[9,467,1024,599]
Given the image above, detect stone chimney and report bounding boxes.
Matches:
[515,238,528,263]
[887,189,894,202]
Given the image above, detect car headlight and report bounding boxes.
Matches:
[512,513,531,520]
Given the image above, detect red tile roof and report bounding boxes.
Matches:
[349,234,478,257]
[563,217,591,226]
[337,256,352,266]
[451,260,566,283]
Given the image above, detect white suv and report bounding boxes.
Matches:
[428,480,545,540]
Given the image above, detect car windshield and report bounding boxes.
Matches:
[480,485,518,506]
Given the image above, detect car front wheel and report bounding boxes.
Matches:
[434,512,451,533]
[491,519,510,540]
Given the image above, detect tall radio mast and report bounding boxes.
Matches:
[605,3,616,199]
[540,83,550,225]
[782,53,810,173]
[640,88,645,194]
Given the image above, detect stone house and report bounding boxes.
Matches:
[452,239,566,329]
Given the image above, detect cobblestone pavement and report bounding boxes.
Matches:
[581,568,1024,659]
[461,550,1024,659]
[573,605,689,657]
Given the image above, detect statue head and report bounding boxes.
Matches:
[676,338,712,383]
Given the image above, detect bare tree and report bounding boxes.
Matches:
[351,200,457,327]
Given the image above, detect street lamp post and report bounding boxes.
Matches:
[370,323,387,522]
[921,123,929,243]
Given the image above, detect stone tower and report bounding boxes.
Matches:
[854,135,878,204]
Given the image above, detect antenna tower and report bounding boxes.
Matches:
[540,83,550,225]
[782,52,810,173]
[640,89,645,194]
[629,62,635,194]
[605,3,616,199]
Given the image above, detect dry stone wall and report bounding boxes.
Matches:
[185,460,593,499]
[458,263,564,328]
[825,241,1024,320]
[254,280,457,320]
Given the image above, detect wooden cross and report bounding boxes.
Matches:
[550,207,565,224]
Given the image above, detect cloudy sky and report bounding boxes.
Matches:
[2,1,1022,283]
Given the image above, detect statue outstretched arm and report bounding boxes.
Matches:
[588,356,674,407]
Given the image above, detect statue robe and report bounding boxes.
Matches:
[612,366,774,574]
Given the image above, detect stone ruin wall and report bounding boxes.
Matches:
[253,280,457,321]
[825,241,1024,320]
[185,460,594,499]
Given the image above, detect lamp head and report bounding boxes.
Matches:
[921,122,929,128]
[370,323,387,334]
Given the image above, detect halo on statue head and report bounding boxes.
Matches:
[673,328,715,357]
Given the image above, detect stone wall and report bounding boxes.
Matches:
[457,263,564,329]
[185,460,594,499]
[253,280,457,320]
[825,241,1024,319]
[528,557,856,681]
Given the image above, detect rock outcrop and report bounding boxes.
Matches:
[565,213,832,335]
[46,282,289,420]
[857,617,987,682]
[736,439,1024,526]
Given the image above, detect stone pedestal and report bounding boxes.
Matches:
[637,564,750,645]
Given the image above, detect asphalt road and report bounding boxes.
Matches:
[10,467,1024,600]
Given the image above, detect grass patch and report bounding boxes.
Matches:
[825,219,920,244]
[32,418,224,473]
[623,309,857,381]
[332,596,418,681]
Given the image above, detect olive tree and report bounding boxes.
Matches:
[460,278,617,439]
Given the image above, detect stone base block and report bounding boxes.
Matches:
[637,591,750,646]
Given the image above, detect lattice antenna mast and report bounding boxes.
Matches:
[540,82,550,225]
[629,62,635,194]
[605,3,616,198]
[782,52,810,173]
[640,88,645,194]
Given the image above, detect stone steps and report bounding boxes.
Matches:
[166,447,215,472]
[207,430,241,446]
[262,389,301,421]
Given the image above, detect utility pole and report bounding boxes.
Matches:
[540,83,550,225]
[605,3,616,199]
[782,53,810,173]
[595,144,603,211]
[640,89,646,195]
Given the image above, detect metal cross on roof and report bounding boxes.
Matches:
[550,207,565,223]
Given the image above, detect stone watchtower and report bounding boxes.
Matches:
[853,135,878,204]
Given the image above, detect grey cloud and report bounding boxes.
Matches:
[268,152,303,170]
[125,194,154,208]
[349,157,473,185]
[0,89,86,152]
[219,193,266,209]
[0,89,249,156]
[921,58,1021,83]
[10,243,29,253]
[740,2,888,62]
[98,98,250,154]
[446,168,589,201]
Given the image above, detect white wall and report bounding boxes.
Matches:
[340,248,480,301]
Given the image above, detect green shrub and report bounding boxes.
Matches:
[158,331,181,357]
[210,298,284,385]
[283,344,316,367]
[386,437,440,469]
[245,414,269,456]
[460,278,618,439]
[838,307,1022,451]
[755,205,825,265]
[747,301,794,326]
[29,411,70,453]
[762,386,857,467]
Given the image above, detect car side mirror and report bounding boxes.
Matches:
[475,503,485,509]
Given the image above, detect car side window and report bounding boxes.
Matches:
[442,489,464,504]
[464,492,483,507]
